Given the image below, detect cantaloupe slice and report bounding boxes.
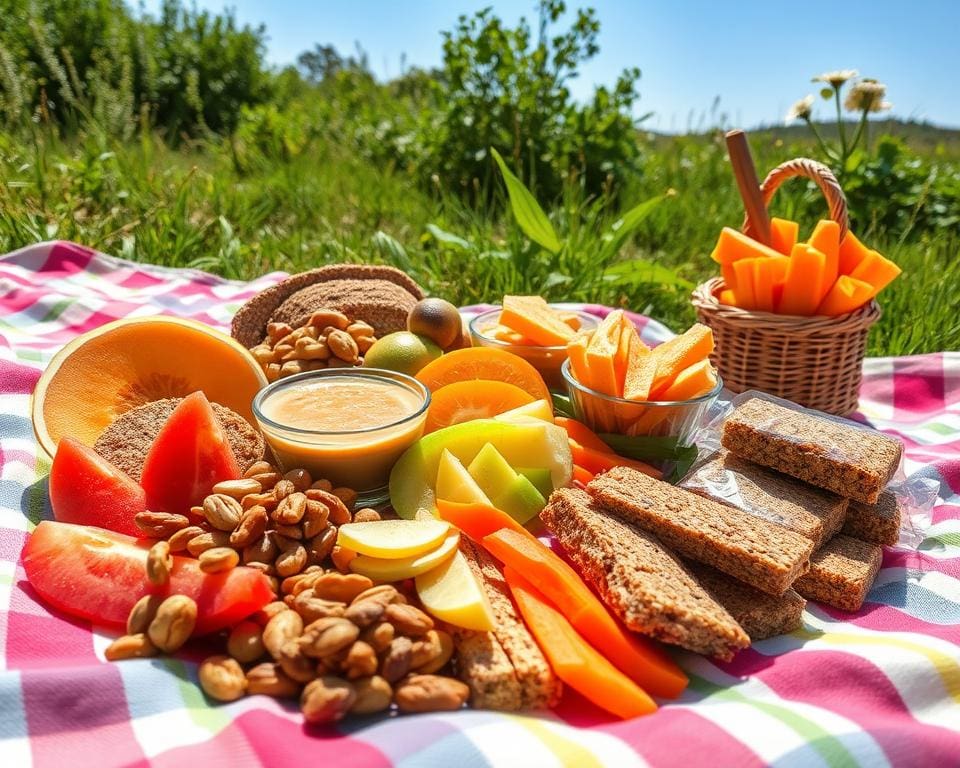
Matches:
[32,316,268,458]
[718,289,737,306]
[490,325,533,345]
[752,256,790,313]
[648,324,714,398]
[710,227,784,264]
[731,258,758,309]
[566,333,592,388]
[558,311,582,331]
[769,218,799,255]
[838,231,872,276]
[500,296,576,346]
[614,320,641,396]
[779,244,829,316]
[849,249,902,295]
[720,263,738,291]
[807,220,840,290]
[816,276,875,316]
[656,359,717,401]
[622,332,655,401]
[585,310,624,397]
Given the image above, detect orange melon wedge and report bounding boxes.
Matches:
[648,324,715,399]
[585,310,624,397]
[424,379,535,433]
[32,316,268,458]
[500,295,577,346]
[769,218,799,255]
[415,347,551,403]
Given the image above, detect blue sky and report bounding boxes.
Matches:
[141,0,960,131]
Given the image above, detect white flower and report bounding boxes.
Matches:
[785,94,814,123]
[812,69,859,88]
[844,79,891,113]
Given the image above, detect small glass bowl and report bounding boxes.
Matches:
[561,359,722,443]
[253,368,430,507]
[469,306,598,390]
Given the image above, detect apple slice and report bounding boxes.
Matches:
[467,443,519,493]
[494,399,554,423]
[350,531,460,581]
[336,519,450,559]
[491,474,545,525]
[415,550,495,630]
[389,418,572,519]
[517,467,553,499]
[437,449,493,506]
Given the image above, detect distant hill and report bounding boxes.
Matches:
[648,119,960,156]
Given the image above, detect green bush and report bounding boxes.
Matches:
[0,0,271,137]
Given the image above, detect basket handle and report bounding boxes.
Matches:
[742,158,848,243]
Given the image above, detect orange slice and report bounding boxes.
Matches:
[424,380,535,433]
[415,347,551,402]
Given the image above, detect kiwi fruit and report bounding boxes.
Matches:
[407,298,463,350]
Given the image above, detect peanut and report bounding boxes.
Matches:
[147,595,197,653]
[273,479,296,501]
[313,572,373,604]
[267,322,294,342]
[350,675,392,715]
[242,490,278,510]
[243,460,273,477]
[301,677,356,724]
[360,621,395,654]
[380,636,413,683]
[299,617,359,659]
[246,662,301,698]
[198,655,247,702]
[277,640,318,683]
[384,603,433,637]
[127,594,162,635]
[306,488,352,525]
[355,335,376,355]
[134,511,190,539]
[351,584,402,607]
[168,524,206,552]
[341,641,378,679]
[187,530,232,557]
[352,508,381,523]
[346,321,375,340]
[227,620,266,663]
[344,599,384,629]
[284,468,313,491]
[310,478,333,492]
[332,487,358,509]
[105,633,157,661]
[274,523,304,540]
[327,329,359,364]
[199,546,240,573]
[293,592,347,623]
[308,310,350,330]
[252,601,289,626]
[242,533,279,564]
[263,609,304,659]
[394,674,470,713]
[275,540,308,577]
[203,493,243,531]
[307,527,337,564]
[213,478,262,499]
[302,501,330,539]
[411,630,454,674]
[145,541,172,587]
[230,505,268,548]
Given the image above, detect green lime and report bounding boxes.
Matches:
[363,332,443,376]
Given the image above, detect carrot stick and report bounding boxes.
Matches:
[816,275,875,316]
[554,417,613,454]
[838,230,872,276]
[731,258,757,309]
[569,441,662,479]
[848,249,901,295]
[585,311,623,396]
[769,217,799,255]
[807,220,840,290]
[504,566,657,719]
[779,243,828,316]
[484,529,688,699]
[566,334,592,388]
[648,324,715,399]
[436,499,537,544]
[572,464,595,485]
[709,227,782,264]
[752,256,789,313]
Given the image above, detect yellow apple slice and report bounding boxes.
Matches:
[336,519,450,559]
[349,530,460,581]
[493,399,553,423]
[415,550,495,631]
[436,449,492,506]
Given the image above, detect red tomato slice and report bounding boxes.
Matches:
[22,521,273,635]
[140,391,241,516]
[49,436,146,537]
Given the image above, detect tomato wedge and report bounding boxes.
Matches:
[22,521,273,635]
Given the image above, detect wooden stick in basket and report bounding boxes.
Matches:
[725,130,772,246]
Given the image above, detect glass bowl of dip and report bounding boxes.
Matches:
[468,305,598,390]
[253,368,431,507]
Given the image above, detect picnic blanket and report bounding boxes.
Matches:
[1,241,959,768]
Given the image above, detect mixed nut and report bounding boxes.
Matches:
[112,459,472,720]
[248,309,378,382]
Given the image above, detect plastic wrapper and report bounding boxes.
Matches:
[684,390,937,550]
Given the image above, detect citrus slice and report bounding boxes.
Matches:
[415,347,551,402]
[32,316,268,458]
[424,379,535,433]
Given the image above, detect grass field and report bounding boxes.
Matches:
[0,124,957,357]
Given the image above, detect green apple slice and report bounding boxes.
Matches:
[389,418,572,518]
[467,443,519,497]
[493,399,554,424]
[516,467,553,499]
[491,473,546,525]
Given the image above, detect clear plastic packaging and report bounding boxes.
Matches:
[684,390,936,550]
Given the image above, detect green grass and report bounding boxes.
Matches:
[0,126,957,357]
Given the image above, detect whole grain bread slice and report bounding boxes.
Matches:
[452,539,560,710]
[793,534,883,612]
[720,397,902,504]
[686,561,806,641]
[541,487,749,661]
[681,450,848,549]
[843,491,901,546]
[588,467,813,596]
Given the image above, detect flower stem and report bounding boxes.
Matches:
[805,118,837,163]
[834,87,848,163]
[849,108,869,155]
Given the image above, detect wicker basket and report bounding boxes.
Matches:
[691,158,881,416]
